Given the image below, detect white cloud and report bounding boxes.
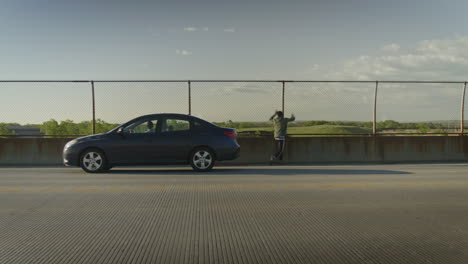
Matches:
[184,27,198,32]
[183,26,209,32]
[294,37,468,122]
[382,43,400,52]
[321,36,468,81]
[176,49,192,55]
[224,28,236,33]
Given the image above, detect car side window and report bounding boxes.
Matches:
[192,121,204,130]
[162,119,190,133]
[123,119,159,134]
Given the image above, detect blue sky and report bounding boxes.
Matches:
[1,0,468,123]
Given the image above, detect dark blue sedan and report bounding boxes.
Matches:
[63,113,240,173]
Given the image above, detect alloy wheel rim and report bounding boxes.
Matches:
[83,152,103,171]
[193,151,212,169]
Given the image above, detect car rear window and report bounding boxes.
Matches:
[163,119,190,132]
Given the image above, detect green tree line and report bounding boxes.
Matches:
[213,120,457,130]
[0,119,119,136]
[0,119,460,136]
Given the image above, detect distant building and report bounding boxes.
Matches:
[7,126,44,138]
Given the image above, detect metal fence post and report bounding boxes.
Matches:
[373,81,378,136]
[91,81,96,134]
[188,81,192,115]
[282,81,285,113]
[461,82,466,135]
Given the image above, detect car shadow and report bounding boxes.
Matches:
[107,167,412,176]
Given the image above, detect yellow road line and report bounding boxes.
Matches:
[1,181,468,192]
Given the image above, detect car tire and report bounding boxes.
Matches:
[190,147,215,172]
[80,148,108,173]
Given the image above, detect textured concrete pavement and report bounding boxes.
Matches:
[1,165,468,264]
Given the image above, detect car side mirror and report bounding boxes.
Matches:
[116,127,124,135]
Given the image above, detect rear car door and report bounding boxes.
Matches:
[155,117,193,162]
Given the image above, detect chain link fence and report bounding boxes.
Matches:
[0,80,466,137]
[286,82,375,135]
[376,83,462,134]
[0,81,92,137]
[94,82,188,123]
[191,82,283,122]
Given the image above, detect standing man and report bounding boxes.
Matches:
[269,110,295,161]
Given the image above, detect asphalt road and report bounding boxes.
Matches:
[1,164,468,264]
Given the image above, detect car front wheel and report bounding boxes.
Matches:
[190,147,215,172]
[80,149,108,173]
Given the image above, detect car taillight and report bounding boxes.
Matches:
[224,131,237,138]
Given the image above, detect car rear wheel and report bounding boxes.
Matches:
[80,149,108,173]
[190,147,215,172]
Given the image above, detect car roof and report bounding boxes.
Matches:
[136,113,210,124]
[138,113,191,119]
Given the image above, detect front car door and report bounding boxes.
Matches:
[106,118,160,164]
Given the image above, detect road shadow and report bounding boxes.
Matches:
[107,167,412,176]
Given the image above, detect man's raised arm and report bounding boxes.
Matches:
[288,114,296,122]
[269,111,278,121]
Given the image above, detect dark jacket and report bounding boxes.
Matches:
[270,115,295,138]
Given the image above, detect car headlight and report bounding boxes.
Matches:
[64,140,78,150]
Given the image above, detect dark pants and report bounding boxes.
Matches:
[273,138,285,160]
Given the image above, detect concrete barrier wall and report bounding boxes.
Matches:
[0,137,467,166]
[235,136,468,164]
[0,138,71,165]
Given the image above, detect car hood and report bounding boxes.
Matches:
[75,133,107,142]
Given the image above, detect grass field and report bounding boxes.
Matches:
[238,125,371,135]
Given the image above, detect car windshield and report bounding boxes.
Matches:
[123,119,158,134]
